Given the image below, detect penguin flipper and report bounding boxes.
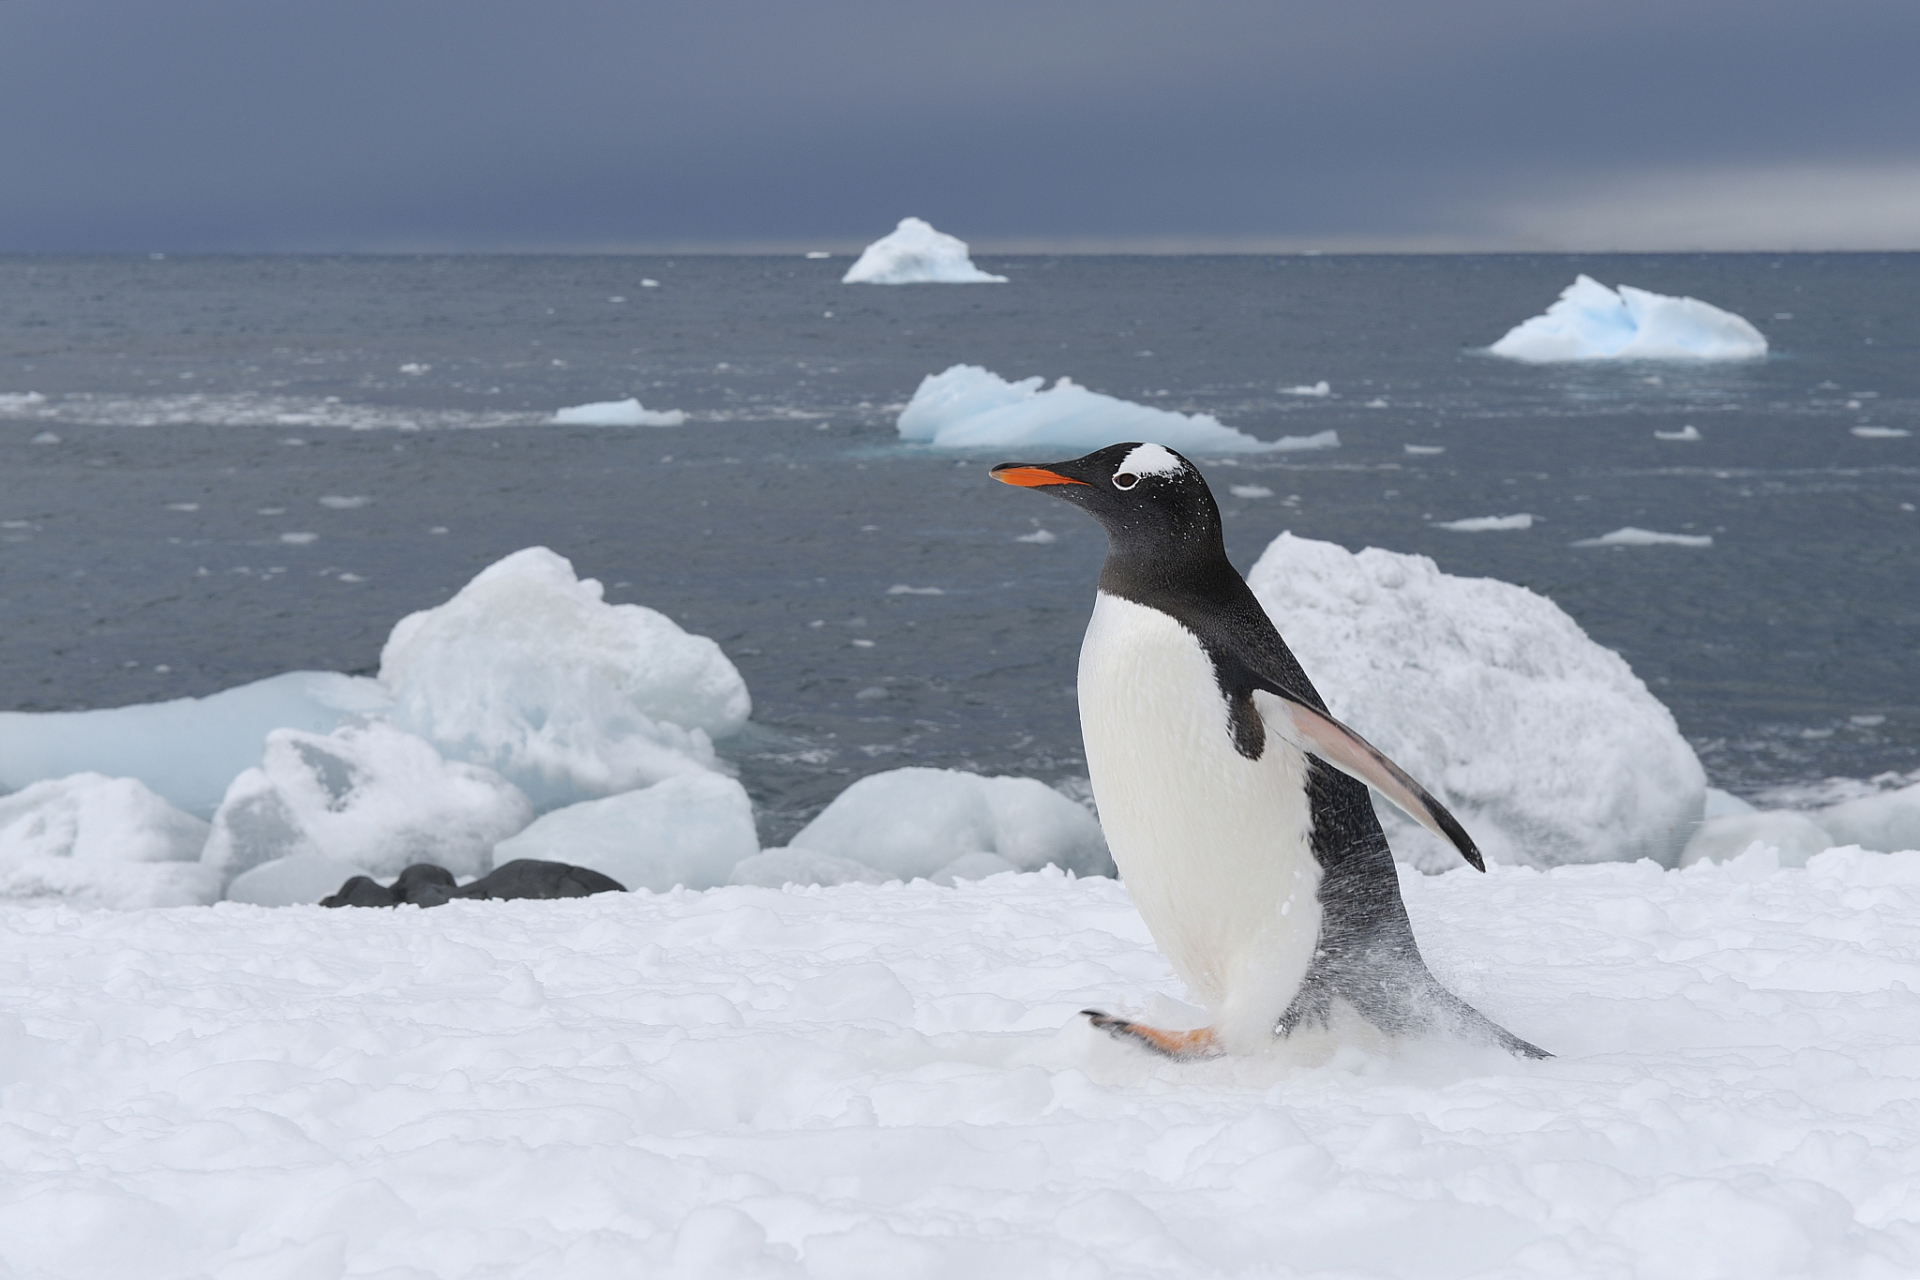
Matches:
[1082,1010,1222,1059]
[1252,689,1485,872]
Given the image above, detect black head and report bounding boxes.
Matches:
[991,442,1234,600]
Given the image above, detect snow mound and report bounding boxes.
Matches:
[0,773,219,909]
[489,772,759,893]
[380,547,749,808]
[1489,275,1767,362]
[841,217,1006,284]
[553,398,686,427]
[1678,811,1835,869]
[1573,527,1713,548]
[789,767,1114,881]
[201,720,532,890]
[0,671,391,817]
[1436,513,1533,532]
[898,364,1337,454]
[1816,778,1920,854]
[1247,533,1706,870]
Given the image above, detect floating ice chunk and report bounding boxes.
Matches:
[280,532,318,545]
[553,398,687,428]
[1247,533,1706,870]
[727,846,888,888]
[1283,381,1331,397]
[1679,811,1835,869]
[886,584,944,595]
[1229,485,1274,500]
[380,548,749,808]
[1489,275,1767,362]
[1655,425,1702,441]
[1703,787,1758,819]
[201,721,532,890]
[318,495,371,509]
[842,218,1006,284]
[1,391,48,410]
[1573,527,1713,548]
[805,251,831,259]
[897,364,1337,454]
[0,671,390,817]
[0,773,219,907]
[789,767,1113,881]
[1436,513,1533,532]
[1852,426,1911,439]
[224,852,364,907]
[490,773,758,893]
[399,363,429,375]
[1815,780,1920,854]
[1404,444,1446,455]
[1015,528,1057,544]
[30,432,60,445]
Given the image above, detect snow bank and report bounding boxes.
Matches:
[380,547,749,808]
[1489,275,1767,362]
[6,850,1920,1277]
[553,398,687,427]
[1247,532,1705,870]
[788,766,1114,881]
[897,364,1338,454]
[0,773,219,908]
[841,217,1006,284]
[490,772,759,893]
[0,671,391,817]
[201,721,531,893]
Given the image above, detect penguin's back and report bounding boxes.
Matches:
[1078,589,1323,1050]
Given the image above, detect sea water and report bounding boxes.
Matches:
[2,253,1914,841]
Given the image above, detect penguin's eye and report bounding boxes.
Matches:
[1112,472,1140,491]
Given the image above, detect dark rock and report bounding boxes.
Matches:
[392,863,459,907]
[456,858,627,900]
[320,875,398,908]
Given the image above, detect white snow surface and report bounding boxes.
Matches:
[380,547,750,809]
[1489,275,1768,362]
[841,217,1006,284]
[491,772,760,893]
[0,671,391,818]
[1247,533,1706,870]
[200,720,533,890]
[789,766,1114,881]
[553,398,687,427]
[6,850,1920,1278]
[897,364,1338,454]
[0,774,218,909]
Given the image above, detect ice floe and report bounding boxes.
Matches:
[1228,484,1275,499]
[1247,533,1706,870]
[1654,425,1702,441]
[1489,275,1768,362]
[1283,381,1331,397]
[553,398,687,427]
[0,773,219,908]
[898,364,1340,453]
[1434,513,1533,532]
[490,772,759,893]
[1573,527,1714,548]
[1853,425,1911,438]
[841,217,1006,284]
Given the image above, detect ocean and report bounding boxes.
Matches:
[2,252,1915,841]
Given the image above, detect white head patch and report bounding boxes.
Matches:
[1116,443,1183,481]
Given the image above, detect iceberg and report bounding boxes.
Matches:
[1246,533,1706,870]
[1489,275,1768,362]
[841,217,1006,285]
[897,365,1339,454]
[1573,527,1713,548]
[380,547,750,809]
[1435,514,1534,532]
[489,772,759,893]
[0,773,219,908]
[553,398,686,427]
[787,767,1113,882]
[200,720,533,890]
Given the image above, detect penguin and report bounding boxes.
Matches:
[992,442,1546,1060]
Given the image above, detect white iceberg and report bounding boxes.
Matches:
[1435,514,1534,532]
[0,773,219,909]
[1489,275,1768,362]
[1573,527,1713,548]
[1654,426,1702,441]
[490,772,759,893]
[201,720,533,889]
[380,547,750,809]
[841,218,1006,285]
[553,399,686,428]
[0,671,391,818]
[897,364,1338,454]
[1246,533,1706,870]
[788,767,1113,882]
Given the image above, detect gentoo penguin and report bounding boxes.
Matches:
[992,442,1546,1060]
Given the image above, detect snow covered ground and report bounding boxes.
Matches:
[1489,276,1768,362]
[5,849,1919,1279]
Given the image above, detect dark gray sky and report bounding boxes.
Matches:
[4,0,1917,252]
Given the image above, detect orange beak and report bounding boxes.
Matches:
[990,464,1090,488]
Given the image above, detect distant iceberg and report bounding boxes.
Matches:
[553,398,686,427]
[1489,275,1767,362]
[842,218,1007,285]
[897,364,1340,454]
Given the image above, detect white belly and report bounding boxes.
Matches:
[1079,591,1322,1050]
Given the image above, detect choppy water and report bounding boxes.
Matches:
[2,253,1915,840]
